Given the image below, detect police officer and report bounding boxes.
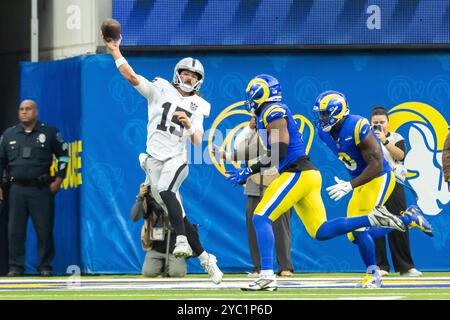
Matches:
[0,99,68,277]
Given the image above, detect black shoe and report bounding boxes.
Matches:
[39,269,52,277]
[7,270,23,277]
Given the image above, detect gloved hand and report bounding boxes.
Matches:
[326,176,353,201]
[225,167,253,186]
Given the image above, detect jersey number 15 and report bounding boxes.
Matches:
[156,102,193,137]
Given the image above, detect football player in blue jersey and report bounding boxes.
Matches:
[313,90,433,288]
[221,75,406,291]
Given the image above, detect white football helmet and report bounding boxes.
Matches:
[173,57,204,93]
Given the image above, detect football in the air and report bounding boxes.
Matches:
[101,18,121,41]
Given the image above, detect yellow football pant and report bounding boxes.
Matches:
[254,170,327,239]
[347,171,396,241]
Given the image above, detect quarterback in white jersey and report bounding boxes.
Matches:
[104,35,223,284]
[135,76,210,161]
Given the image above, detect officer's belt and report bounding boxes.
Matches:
[10,177,47,187]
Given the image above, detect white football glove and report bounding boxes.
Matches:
[326,176,353,201]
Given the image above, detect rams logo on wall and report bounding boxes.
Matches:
[208,101,315,177]
[389,102,449,216]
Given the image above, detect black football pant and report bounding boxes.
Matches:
[375,183,415,273]
[8,184,55,273]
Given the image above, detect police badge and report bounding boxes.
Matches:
[38,133,46,144]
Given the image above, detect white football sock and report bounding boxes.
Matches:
[260,269,274,277]
[198,251,209,263]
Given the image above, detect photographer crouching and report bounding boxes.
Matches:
[131,183,187,277]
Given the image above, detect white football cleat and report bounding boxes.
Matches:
[241,275,278,291]
[368,206,406,232]
[200,254,223,284]
[173,236,193,258]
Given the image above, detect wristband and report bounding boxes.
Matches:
[115,57,128,69]
[185,127,195,136]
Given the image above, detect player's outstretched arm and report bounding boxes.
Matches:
[352,132,383,188]
[104,35,141,86]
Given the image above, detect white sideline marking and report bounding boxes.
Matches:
[1,276,449,283]
[338,296,404,300]
[2,293,450,300]
[1,277,450,292]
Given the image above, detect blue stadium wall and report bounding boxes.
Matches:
[20,52,450,274]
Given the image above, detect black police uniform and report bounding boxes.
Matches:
[0,121,68,274]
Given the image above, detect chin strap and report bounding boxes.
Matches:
[175,73,201,92]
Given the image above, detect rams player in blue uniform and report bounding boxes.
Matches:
[223,75,405,291]
[313,90,433,288]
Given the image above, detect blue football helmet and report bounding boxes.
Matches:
[245,74,282,113]
[312,90,349,132]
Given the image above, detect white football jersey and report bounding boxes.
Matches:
[134,76,210,161]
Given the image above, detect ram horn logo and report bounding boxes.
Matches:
[388,102,449,216]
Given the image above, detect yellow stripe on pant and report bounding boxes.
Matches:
[254,169,327,238]
[347,171,396,241]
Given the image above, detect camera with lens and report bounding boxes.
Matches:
[373,124,382,132]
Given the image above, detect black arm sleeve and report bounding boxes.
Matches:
[249,142,288,174]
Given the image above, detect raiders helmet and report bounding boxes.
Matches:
[173,57,204,93]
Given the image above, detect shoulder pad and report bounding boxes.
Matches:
[151,77,171,90]
[354,117,371,145]
[191,96,211,117]
[263,104,286,127]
